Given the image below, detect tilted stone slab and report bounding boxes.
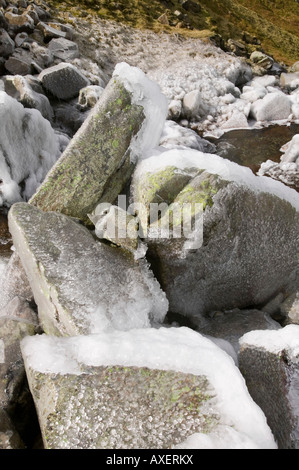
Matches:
[239,325,299,449]
[21,327,277,449]
[8,203,168,336]
[30,74,143,223]
[31,63,167,224]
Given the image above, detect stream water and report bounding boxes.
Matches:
[205,123,299,174]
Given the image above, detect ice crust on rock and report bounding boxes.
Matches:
[159,120,216,153]
[8,203,168,335]
[239,324,299,356]
[0,91,61,207]
[135,148,299,211]
[112,62,168,162]
[21,327,277,449]
[239,325,299,449]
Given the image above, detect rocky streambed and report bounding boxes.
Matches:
[0,0,298,450]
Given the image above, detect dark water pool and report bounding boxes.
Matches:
[205,123,299,174]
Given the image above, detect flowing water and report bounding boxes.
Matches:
[205,123,299,174]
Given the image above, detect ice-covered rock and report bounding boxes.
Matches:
[8,203,168,335]
[280,134,299,165]
[131,148,299,319]
[21,327,277,449]
[239,325,299,449]
[250,92,292,122]
[258,134,299,191]
[4,75,53,121]
[0,91,61,207]
[38,62,89,100]
[220,110,249,130]
[78,84,104,108]
[159,120,216,153]
[280,72,299,90]
[0,254,33,314]
[31,63,168,224]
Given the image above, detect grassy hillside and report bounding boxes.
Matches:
[48,0,299,65]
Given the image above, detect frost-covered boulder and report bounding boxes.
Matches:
[160,120,216,153]
[280,72,299,90]
[8,203,168,336]
[258,160,299,192]
[0,254,33,313]
[4,75,53,121]
[280,134,299,165]
[21,327,277,449]
[239,325,299,449]
[78,84,104,109]
[131,149,299,319]
[258,134,299,192]
[38,62,89,100]
[0,91,61,207]
[147,52,251,131]
[31,63,168,224]
[250,92,292,122]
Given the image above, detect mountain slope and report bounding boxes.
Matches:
[48,0,299,65]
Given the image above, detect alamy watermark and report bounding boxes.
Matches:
[90,195,204,250]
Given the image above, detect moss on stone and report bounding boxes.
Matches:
[30,77,145,224]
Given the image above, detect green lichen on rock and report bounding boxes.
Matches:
[25,364,218,449]
[132,165,203,234]
[143,170,228,235]
[30,77,145,224]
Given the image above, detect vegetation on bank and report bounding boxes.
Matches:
[47,0,298,65]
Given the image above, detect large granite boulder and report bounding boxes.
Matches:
[250,92,292,122]
[131,149,299,319]
[239,325,299,449]
[21,327,277,449]
[31,63,168,224]
[8,203,168,336]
